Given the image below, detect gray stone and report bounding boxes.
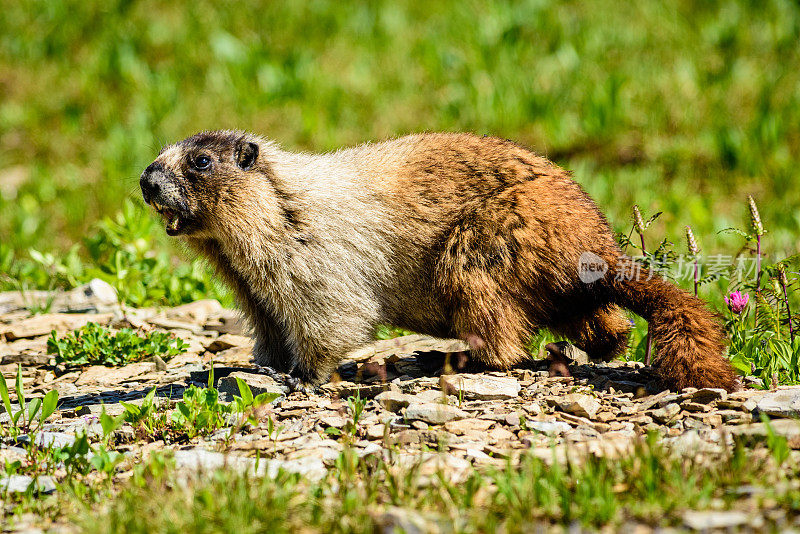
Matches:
[563,426,600,442]
[0,445,27,465]
[0,352,50,366]
[526,421,572,436]
[0,475,57,494]
[204,333,252,353]
[683,510,753,530]
[666,430,723,456]
[1,312,113,340]
[727,419,800,448]
[17,431,76,449]
[218,371,287,398]
[649,403,680,424]
[440,373,521,400]
[173,448,326,481]
[374,391,417,412]
[320,415,348,429]
[164,299,223,324]
[358,442,383,457]
[377,507,438,534]
[717,410,752,425]
[755,388,800,418]
[691,388,727,404]
[547,341,589,365]
[405,403,467,424]
[80,279,118,307]
[444,418,494,435]
[147,316,205,334]
[556,393,601,419]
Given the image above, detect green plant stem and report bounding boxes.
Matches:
[780,276,795,345]
[755,234,761,329]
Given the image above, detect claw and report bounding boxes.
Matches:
[254,365,318,395]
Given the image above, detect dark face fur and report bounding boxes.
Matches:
[139,131,259,236]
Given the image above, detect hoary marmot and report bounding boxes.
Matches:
[140,130,738,392]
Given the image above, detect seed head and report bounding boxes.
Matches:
[778,264,789,287]
[632,205,645,235]
[748,195,763,236]
[684,225,699,255]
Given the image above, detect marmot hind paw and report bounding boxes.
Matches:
[254,365,319,395]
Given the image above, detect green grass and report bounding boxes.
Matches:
[72,436,799,532]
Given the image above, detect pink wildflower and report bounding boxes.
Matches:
[725,291,749,314]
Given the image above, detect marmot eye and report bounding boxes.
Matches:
[194,155,212,170]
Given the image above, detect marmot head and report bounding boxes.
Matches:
[140,130,261,237]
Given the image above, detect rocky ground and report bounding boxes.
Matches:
[2,281,800,532]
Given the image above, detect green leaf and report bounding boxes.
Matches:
[40,390,59,422]
[177,403,191,419]
[253,392,281,407]
[99,404,123,437]
[120,401,141,419]
[235,377,254,406]
[142,387,157,408]
[26,397,42,423]
[729,353,752,375]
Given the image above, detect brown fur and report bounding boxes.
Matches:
[139,130,739,392]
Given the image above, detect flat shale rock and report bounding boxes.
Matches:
[2,312,113,340]
[444,418,494,435]
[728,419,800,448]
[649,403,681,424]
[525,421,573,436]
[683,510,754,530]
[164,299,223,324]
[405,402,467,424]
[0,474,57,494]
[555,393,601,419]
[374,390,416,412]
[203,308,246,335]
[204,333,252,353]
[754,387,800,418]
[0,278,117,315]
[346,334,468,363]
[203,346,253,365]
[74,362,156,387]
[173,448,326,481]
[690,387,727,404]
[440,373,520,400]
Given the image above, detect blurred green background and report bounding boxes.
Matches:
[1,0,798,303]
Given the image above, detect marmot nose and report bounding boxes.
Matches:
[140,162,163,203]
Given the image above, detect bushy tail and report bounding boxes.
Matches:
[611,267,739,392]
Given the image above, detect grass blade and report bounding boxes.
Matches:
[14,365,26,427]
[0,369,13,417]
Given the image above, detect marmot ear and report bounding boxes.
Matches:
[235,141,259,170]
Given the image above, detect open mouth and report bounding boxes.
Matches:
[151,201,183,235]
